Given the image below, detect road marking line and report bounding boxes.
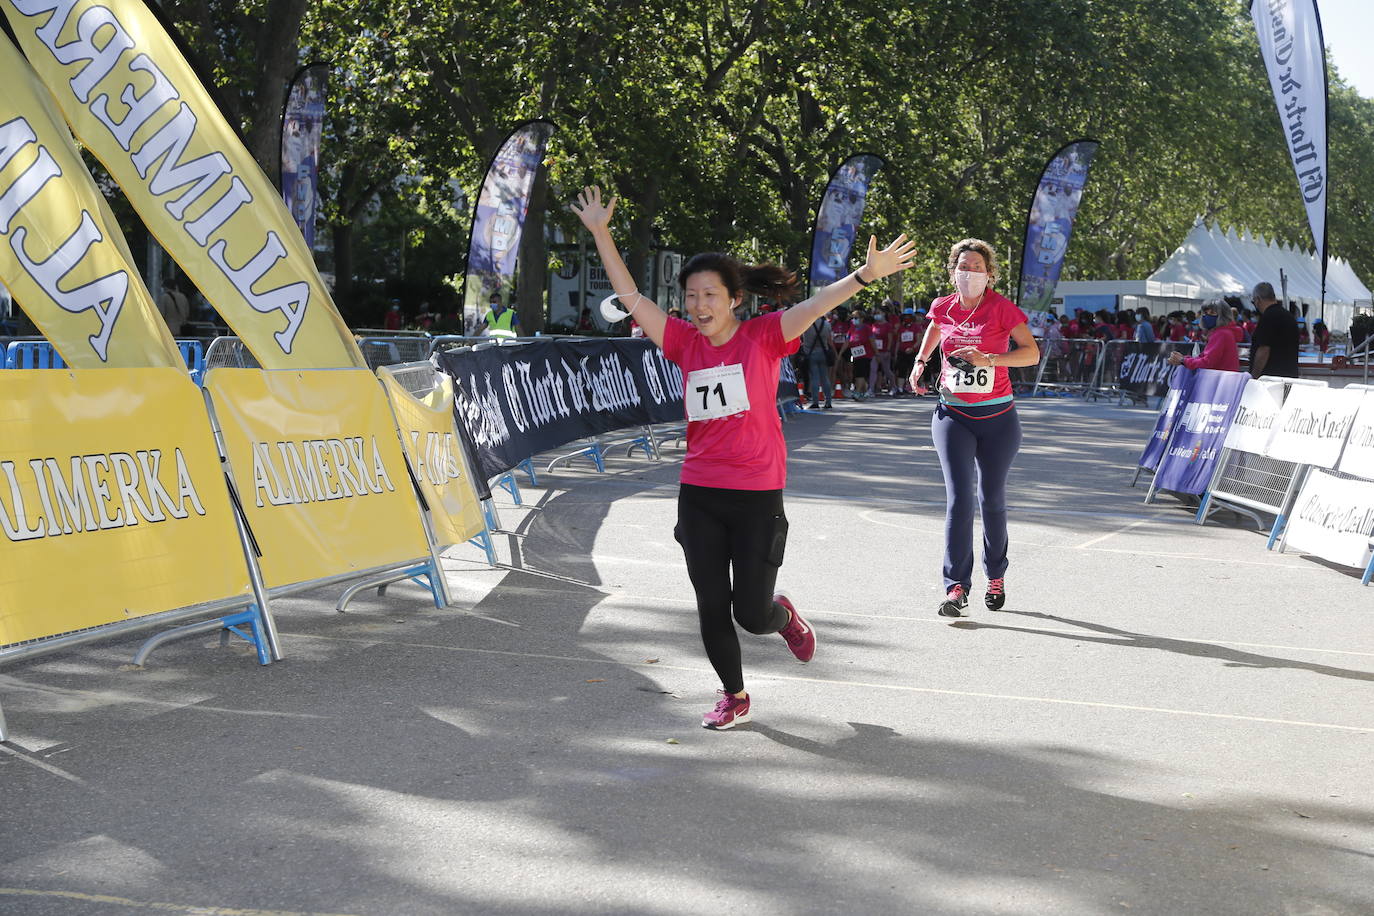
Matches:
[280,633,1374,734]
[0,888,359,916]
[0,743,90,787]
[1074,519,1150,549]
[591,595,1374,659]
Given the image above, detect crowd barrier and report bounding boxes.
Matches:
[1195,378,1325,538]
[1027,339,1106,397]
[1135,369,1374,584]
[0,369,282,742]
[0,355,503,738]
[1026,339,1204,403]
[4,338,208,382]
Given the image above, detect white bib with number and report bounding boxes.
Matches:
[944,363,995,394]
[900,331,915,343]
[850,344,867,358]
[685,364,750,421]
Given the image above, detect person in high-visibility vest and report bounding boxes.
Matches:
[478,295,520,338]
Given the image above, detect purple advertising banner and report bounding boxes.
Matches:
[809,154,884,290]
[1137,366,1191,472]
[281,65,327,249]
[463,121,555,326]
[1018,140,1099,313]
[1152,369,1249,494]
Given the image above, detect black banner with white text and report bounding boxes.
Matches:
[436,339,685,481]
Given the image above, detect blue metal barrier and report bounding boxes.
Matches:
[177,339,206,384]
[5,340,66,368]
[4,338,206,382]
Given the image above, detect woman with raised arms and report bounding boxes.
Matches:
[572,186,915,730]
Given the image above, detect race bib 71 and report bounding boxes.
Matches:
[685,364,750,421]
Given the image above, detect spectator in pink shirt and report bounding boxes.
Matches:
[1168,301,1240,372]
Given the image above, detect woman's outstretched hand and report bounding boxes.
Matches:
[862,234,918,281]
[571,186,616,232]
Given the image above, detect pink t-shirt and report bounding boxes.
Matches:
[662,312,799,491]
[870,320,893,352]
[929,290,1029,404]
[847,322,873,359]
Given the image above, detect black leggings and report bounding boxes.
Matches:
[674,483,789,694]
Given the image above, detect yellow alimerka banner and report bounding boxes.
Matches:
[205,368,430,589]
[378,366,485,547]
[0,33,182,369]
[1,0,366,371]
[0,369,252,646]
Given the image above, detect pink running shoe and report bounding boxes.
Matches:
[702,690,751,730]
[985,577,1006,611]
[938,584,969,617]
[775,592,816,662]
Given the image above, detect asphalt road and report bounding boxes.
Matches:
[1,395,1371,915]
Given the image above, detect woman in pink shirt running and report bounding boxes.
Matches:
[909,239,1040,617]
[573,186,915,730]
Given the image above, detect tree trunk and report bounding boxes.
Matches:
[516,164,550,334]
[332,221,355,316]
[625,175,661,293]
[244,0,310,185]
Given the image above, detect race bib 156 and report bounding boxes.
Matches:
[944,363,994,394]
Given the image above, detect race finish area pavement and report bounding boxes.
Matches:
[1,396,1370,915]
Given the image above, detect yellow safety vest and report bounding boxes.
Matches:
[484,307,517,338]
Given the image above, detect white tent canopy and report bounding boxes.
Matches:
[1145,218,1371,333]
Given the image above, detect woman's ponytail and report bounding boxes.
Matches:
[740,264,801,304]
[679,252,801,304]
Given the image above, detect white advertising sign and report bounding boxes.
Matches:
[1224,378,1286,455]
[1285,470,1374,570]
[1336,390,1374,481]
[1264,385,1364,468]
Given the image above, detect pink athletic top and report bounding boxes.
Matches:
[929,290,1029,404]
[847,321,873,359]
[662,312,799,490]
[870,319,893,352]
[1182,328,1240,372]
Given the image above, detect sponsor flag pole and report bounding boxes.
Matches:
[1250,0,1328,322]
[459,120,555,334]
[807,154,885,294]
[1016,139,1100,313]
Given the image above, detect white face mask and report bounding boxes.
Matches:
[953,270,988,299]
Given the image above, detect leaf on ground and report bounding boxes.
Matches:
[665,738,680,745]
[585,678,605,683]
[644,658,660,664]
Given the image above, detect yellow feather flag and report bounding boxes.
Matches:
[1,0,367,370]
[0,32,183,369]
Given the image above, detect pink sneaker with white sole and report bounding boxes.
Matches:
[702,690,751,730]
[774,592,816,662]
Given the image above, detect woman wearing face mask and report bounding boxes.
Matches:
[572,186,916,729]
[908,239,1039,617]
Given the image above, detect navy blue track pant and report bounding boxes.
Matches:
[930,401,1022,591]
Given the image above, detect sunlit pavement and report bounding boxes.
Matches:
[2,395,1371,915]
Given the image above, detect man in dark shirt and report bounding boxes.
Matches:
[1248,282,1300,378]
